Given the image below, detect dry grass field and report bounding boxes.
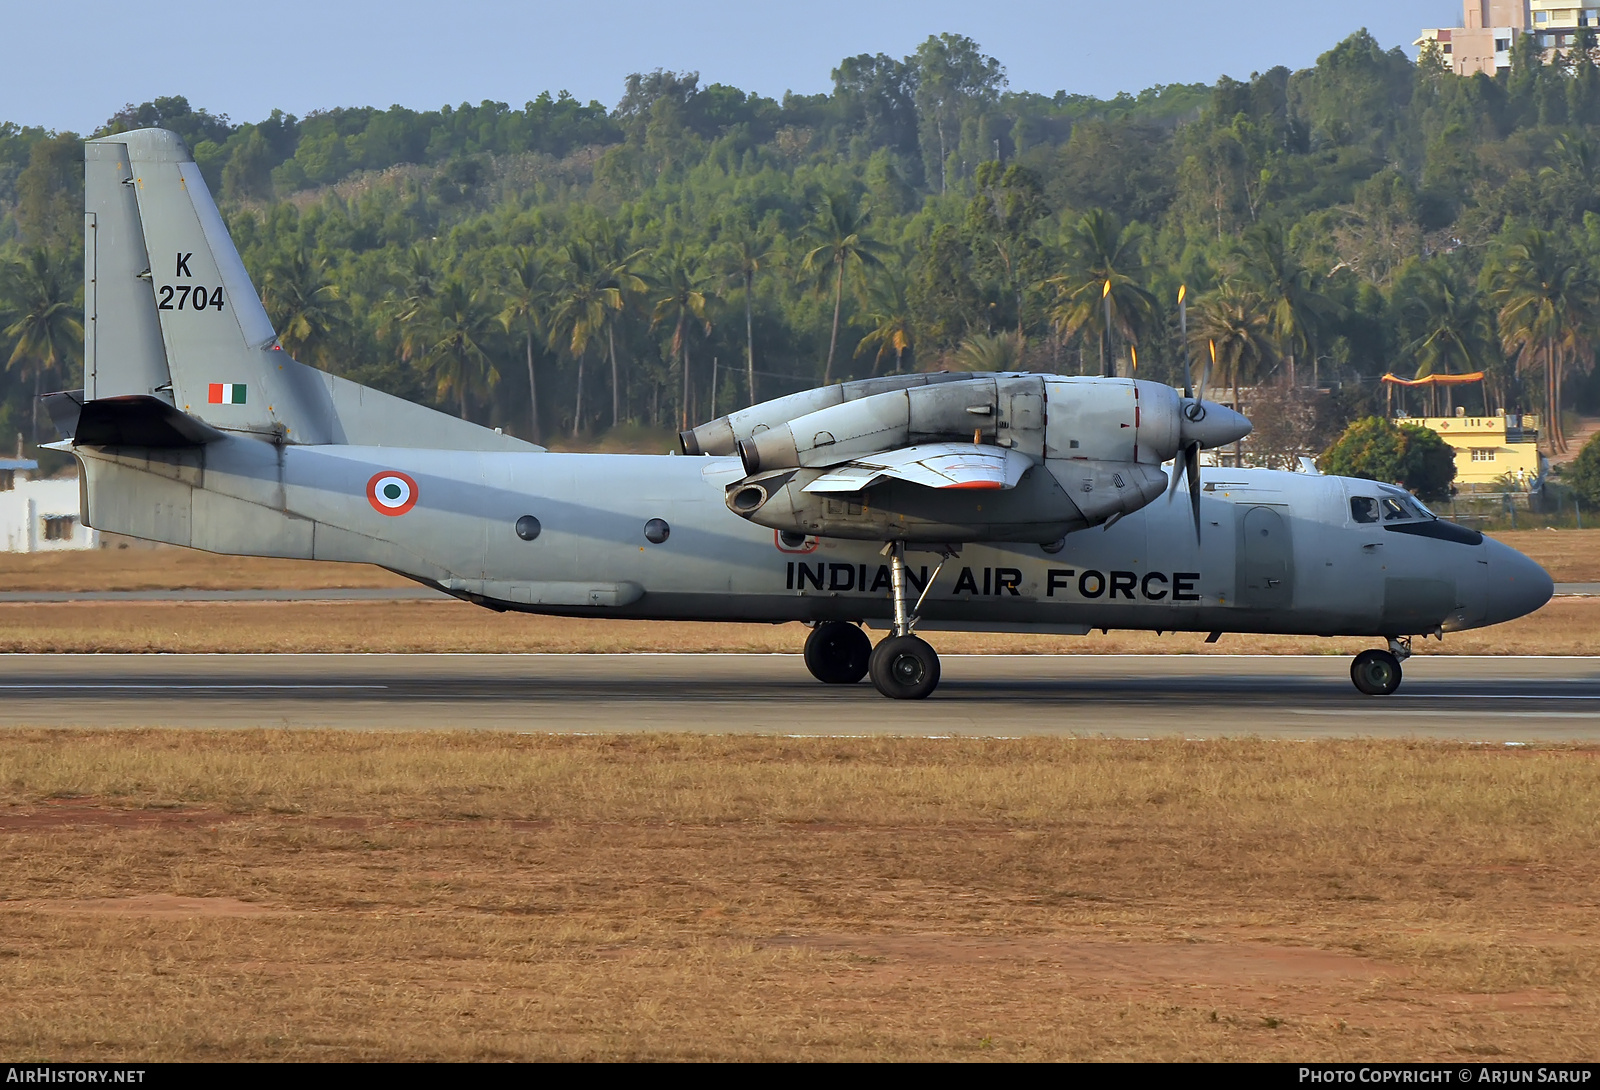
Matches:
[0,596,1592,655]
[3,546,409,592]
[1493,529,1600,583]
[0,730,1596,1061]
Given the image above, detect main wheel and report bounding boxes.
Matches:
[1350,649,1403,695]
[803,621,872,684]
[868,634,941,700]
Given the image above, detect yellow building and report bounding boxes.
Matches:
[1395,414,1545,489]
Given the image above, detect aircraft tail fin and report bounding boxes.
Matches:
[83,128,535,452]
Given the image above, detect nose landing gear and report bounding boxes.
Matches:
[1351,637,1411,696]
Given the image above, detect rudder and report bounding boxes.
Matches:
[83,128,537,453]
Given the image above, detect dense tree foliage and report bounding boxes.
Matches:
[1320,416,1458,498]
[1558,429,1600,503]
[9,29,1600,462]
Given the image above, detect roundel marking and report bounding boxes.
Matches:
[367,471,419,516]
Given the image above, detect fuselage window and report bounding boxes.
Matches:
[1351,497,1380,524]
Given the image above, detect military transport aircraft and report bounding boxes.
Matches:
[45,129,1554,699]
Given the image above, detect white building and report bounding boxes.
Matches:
[0,459,98,552]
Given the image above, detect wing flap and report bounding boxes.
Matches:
[802,443,1033,493]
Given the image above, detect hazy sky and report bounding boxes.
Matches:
[3,0,1465,133]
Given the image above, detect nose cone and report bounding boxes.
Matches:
[1483,538,1554,625]
[1179,399,1252,450]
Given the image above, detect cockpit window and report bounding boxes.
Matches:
[1350,497,1380,524]
[1377,487,1437,521]
[1404,496,1437,520]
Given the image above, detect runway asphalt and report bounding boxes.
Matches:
[3,653,1600,739]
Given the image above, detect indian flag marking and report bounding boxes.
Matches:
[208,383,247,404]
[367,471,418,516]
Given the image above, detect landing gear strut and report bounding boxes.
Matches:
[1351,637,1410,696]
[867,542,945,700]
[803,621,871,684]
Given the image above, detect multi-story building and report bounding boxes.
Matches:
[1418,2,1600,77]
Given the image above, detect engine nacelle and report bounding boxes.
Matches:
[735,375,1237,475]
[710,373,1248,545]
[728,459,1167,543]
[680,371,1014,457]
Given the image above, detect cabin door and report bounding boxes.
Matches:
[1237,504,1293,609]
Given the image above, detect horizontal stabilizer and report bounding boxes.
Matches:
[45,392,225,448]
[802,443,1033,493]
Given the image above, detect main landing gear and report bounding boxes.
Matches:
[803,621,871,684]
[1350,637,1411,696]
[800,542,948,700]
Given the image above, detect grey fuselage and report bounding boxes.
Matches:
[78,434,1552,638]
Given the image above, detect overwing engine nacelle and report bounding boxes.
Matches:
[680,370,1014,457]
[709,374,1249,543]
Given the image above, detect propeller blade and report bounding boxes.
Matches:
[1166,443,1186,502]
[1186,441,1202,542]
[1178,285,1192,399]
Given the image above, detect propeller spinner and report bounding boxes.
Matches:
[1167,289,1249,541]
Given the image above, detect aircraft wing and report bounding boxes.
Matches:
[801,442,1034,493]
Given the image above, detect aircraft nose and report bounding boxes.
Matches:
[1483,538,1554,625]
[1179,399,1252,450]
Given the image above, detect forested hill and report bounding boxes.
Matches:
[5,29,1600,461]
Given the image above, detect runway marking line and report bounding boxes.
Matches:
[0,684,389,691]
[1291,709,1600,719]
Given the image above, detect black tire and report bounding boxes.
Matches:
[1351,649,1403,696]
[868,634,941,700]
[803,621,871,684]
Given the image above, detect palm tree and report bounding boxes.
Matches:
[381,243,443,365]
[854,267,914,375]
[498,247,550,444]
[1192,281,1277,463]
[716,220,776,405]
[1401,261,1494,416]
[649,245,713,430]
[800,192,887,385]
[417,277,499,421]
[950,332,1019,372]
[549,239,633,438]
[589,225,648,429]
[260,247,347,366]
[1490,230,1597,452]
[1238,222,1337,388]
[1041,208,1157,375]
[1540,134,1600,219]
[2,248,82,442]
